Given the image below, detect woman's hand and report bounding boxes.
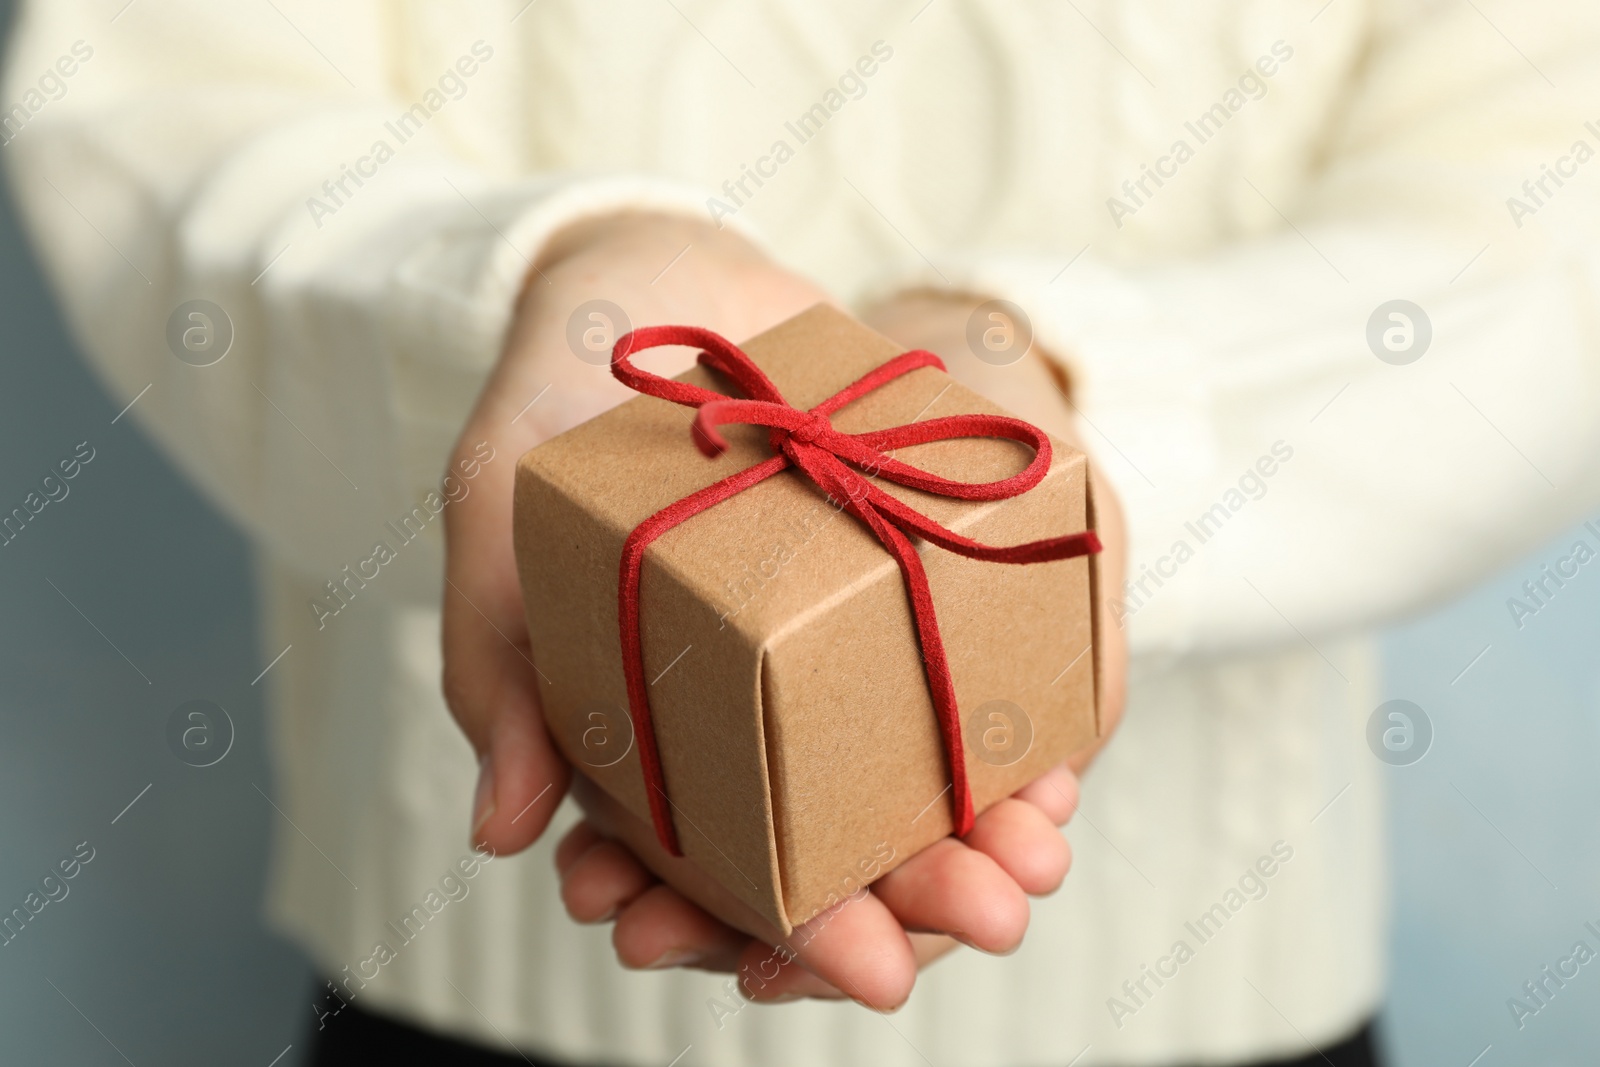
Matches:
[547,283,1127,1012]
[557,760,1083,1010]
[442,212,828,858]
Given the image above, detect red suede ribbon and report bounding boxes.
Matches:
[611,325,1102,857]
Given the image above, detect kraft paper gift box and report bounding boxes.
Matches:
[514,304,1102,936]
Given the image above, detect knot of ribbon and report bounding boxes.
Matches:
[611,324,1102,857]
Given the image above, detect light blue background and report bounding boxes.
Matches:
[1,6,1596,1063]
[1381,526,1600,1067]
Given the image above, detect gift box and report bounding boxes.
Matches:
[513,304,1102,935]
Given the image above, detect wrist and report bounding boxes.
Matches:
[860,289,979,353]
[540,212,703,268]
[517,210,819,337]
[491,209,827,421]
[863,289,1075,403]
[533,211,766,287]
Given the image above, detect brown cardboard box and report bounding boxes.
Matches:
[514,304,1100,935]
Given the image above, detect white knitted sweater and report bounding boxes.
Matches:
[9,2,1600,1063]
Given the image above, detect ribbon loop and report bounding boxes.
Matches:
[609,325,1101,857]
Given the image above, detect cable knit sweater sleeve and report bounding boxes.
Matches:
[906,1,1600,659]
[1,1,712,603]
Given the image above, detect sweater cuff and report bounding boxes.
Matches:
[375,172,756,520]
[384,172,756,376]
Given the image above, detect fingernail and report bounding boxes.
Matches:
[470,755,495,845]
[952,932,1019,957]
[852,995,907,1014]
[582,904,619,925]
[643,947,702,970]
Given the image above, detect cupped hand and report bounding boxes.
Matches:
[557,760,1082,1010]
[444,240,1125,1011]
[551,286,1129,1011]
[442,212,828,857]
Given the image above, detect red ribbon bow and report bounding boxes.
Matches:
[612,324,1102,857]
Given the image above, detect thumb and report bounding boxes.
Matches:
[442,562,569,858]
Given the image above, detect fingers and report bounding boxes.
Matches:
[488,675,569,855]
[559,791,911,1007]
[871,837,1030,956]
[558,820,748,972]
[755,791,1067,1003]
[461,631,568,856]
[722,923,961,1007]
[557,823,657,923]
[554,820,605,874]
[441,420,571,858]
[611,885,749,972]
[758,890,918,1011]
[579,833,918,1007]
[1013,761,1080,825]
[558,817,993,1011]
[732,940,846,1002]
[962,798,1072,896]
[442,553,569,857]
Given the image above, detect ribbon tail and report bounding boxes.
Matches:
[793,447,981,837]
[617,529,680,856]
[619,454,791,857]
[876,518,978,837]
[870,485,1102,563]
[799,507,973,839]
